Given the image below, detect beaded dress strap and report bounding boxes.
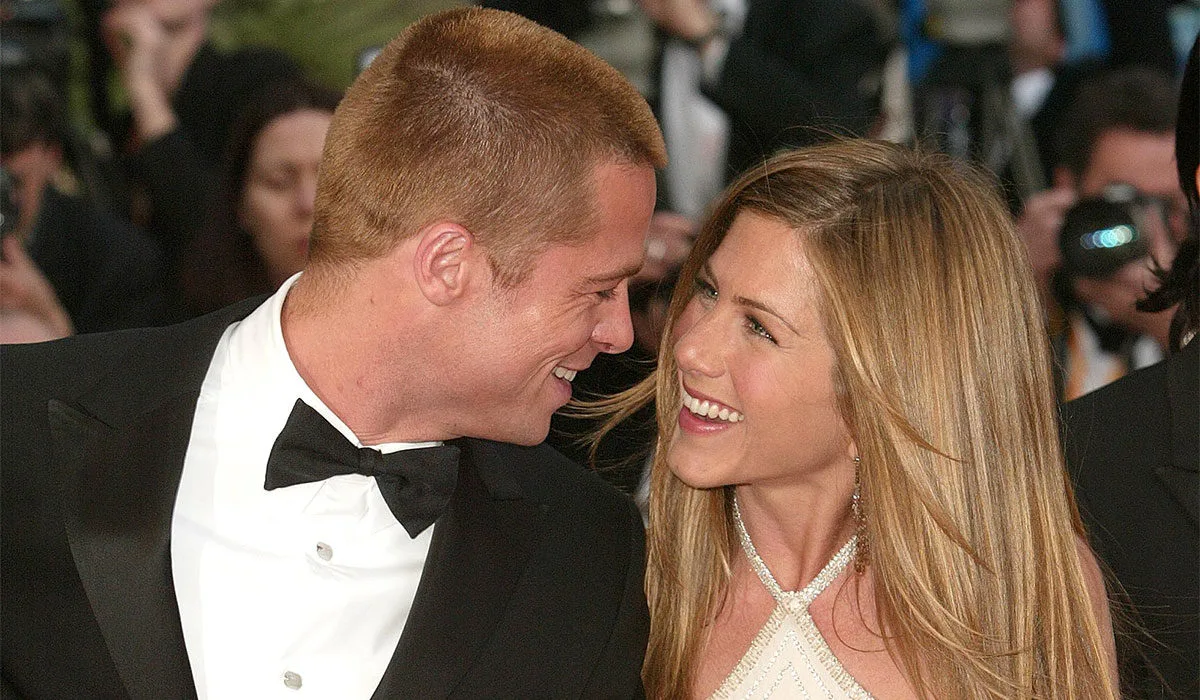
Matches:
[732,496,857,607]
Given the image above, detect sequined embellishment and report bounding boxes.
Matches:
[710,498,874,699]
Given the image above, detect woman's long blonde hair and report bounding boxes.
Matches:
[588,140,1116,698]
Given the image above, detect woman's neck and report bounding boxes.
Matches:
[733,477,856,592]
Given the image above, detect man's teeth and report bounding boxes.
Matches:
[553,366,577,382]
[681,389,743,423]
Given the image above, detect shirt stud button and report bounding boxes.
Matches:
[315,542,333,561]
[283,671,303,690]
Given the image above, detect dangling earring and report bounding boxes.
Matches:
[851,455,868,574]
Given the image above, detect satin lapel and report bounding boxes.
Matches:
[1154,465,1199,524]
[372,439,543,698]
[54,396,200,700]
[53,297,263,700]
[1159,341,1199,525]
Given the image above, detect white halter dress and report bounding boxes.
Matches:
[711,502,874,699]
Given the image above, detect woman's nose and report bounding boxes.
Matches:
[673,307,723,378]
[296,176,317,215]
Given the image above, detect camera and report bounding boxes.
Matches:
[1059,183,1158,279]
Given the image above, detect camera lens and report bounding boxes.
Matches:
[1059,184,1148,279]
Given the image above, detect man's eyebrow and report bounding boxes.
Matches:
[585,262,644,284]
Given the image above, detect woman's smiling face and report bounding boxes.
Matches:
[668,210,853,491]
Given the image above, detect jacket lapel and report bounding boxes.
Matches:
[372,439,544,698]
[54,298,263,700]
[1155,465,1199,524]
[54,394,201,700]
[1157,341,1199,525]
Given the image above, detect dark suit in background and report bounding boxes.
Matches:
[1,300,648,699]
[1063,339,1199,698]
[27,186,171,333]
[703,0,891,180]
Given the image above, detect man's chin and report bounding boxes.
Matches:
[512,418,553,446]
[466,416,552,447]
[495,432,550,448]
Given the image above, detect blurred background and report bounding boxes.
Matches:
[1,0,1197,422]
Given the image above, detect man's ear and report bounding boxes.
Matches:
[412,222,481,305]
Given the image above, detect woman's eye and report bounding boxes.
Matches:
[255,172,293,192]
[694,278,717,301]
[747,316,775,343]
[596,287,618,300]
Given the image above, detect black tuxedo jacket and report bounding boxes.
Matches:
[1063,339,1198,698]
[1,298,648,699]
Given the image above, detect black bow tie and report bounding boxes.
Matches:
[264,399,460,538]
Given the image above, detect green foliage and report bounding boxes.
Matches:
[211,0,465,90]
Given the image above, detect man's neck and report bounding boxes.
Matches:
[281,272,459,446]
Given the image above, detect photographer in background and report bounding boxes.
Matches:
[1016,65,1183,399]
[0,67,169,340]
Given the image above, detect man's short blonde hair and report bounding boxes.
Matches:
[310,7,666,286]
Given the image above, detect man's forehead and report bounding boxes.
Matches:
[1085,129,1178,195]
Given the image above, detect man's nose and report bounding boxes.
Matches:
[592,284,635,354]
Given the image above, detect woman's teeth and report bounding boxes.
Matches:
[681,389,743,423]
[553,366,577,382]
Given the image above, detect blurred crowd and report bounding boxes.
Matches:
[1,0,1195,484]
[2,0,1193,393]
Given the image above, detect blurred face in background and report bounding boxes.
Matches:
[109,0,216,29]
[238,108,332,287]
[103,0,220,90]
[1079,128,1185,247]
[1071,128,1182,342]
[1009,0,1064,73]
[3,141,62,241]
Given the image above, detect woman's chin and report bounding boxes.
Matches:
[666,451,730,491]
